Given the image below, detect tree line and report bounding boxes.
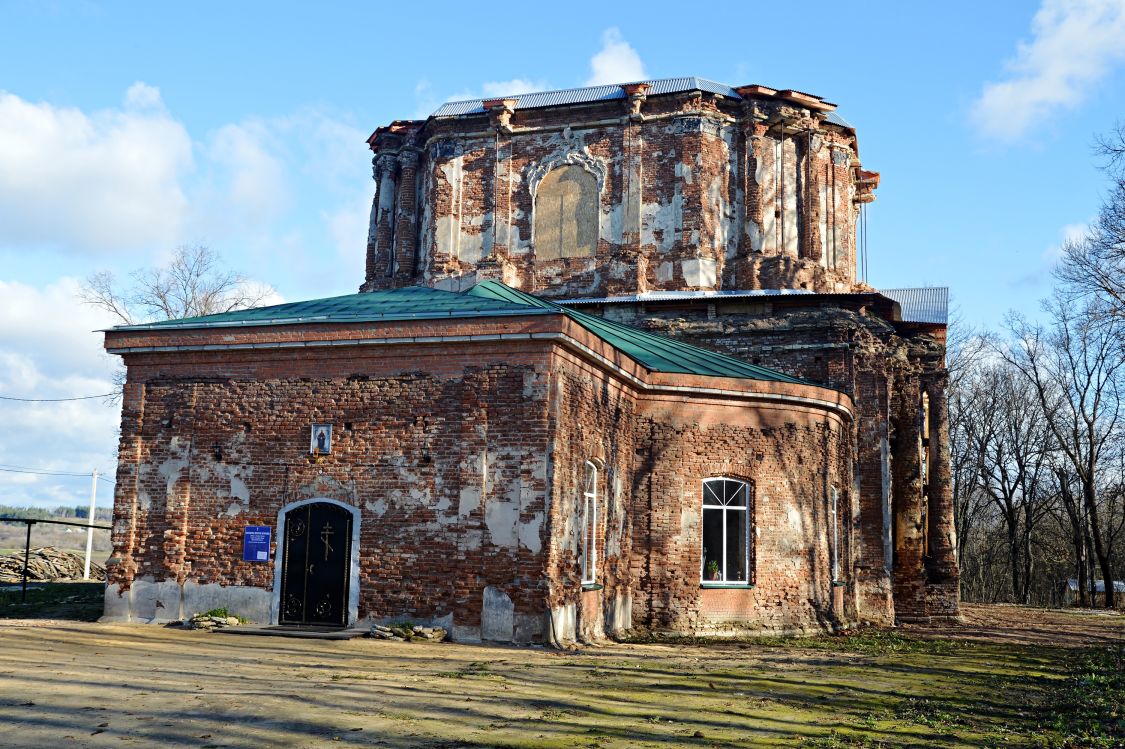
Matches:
[952,125,1125,608]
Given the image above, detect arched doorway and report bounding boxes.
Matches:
[276,500,357,627]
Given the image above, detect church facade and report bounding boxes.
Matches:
[102,78,959,643]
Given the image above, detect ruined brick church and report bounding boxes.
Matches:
[102,77,959,643]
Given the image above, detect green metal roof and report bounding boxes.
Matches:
[115,285,551,329]
[114,281,806,384]
[468,281,807,384]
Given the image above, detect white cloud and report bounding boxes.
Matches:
[972,0,1125,140]
[585,28,647,86]
[415,27,645,123]
[0,84,193,253]
[324,190,374,263]
[439,78,551,113]
[0,278,121,507]
[205,121,291,228]
[124,81,163,110]
[1009,219,1092,287]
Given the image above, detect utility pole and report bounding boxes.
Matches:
[83,469,98,580]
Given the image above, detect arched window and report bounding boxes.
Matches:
[534,164,598,260]
[701,478,751,584]
[581,461,598,584]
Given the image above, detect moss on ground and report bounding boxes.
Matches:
[0,610,1120,747]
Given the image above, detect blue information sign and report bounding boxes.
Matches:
[242,526,272,562]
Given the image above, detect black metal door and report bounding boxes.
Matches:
[279,502,352,627]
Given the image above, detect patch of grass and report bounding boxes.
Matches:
[893,696,969,729]
[754,630,963,656]
[0,582,102,621]
[435,661,505,680]
[1048,645,1125,747]
[199,607,230,618]
[196,607,249,623]
[622,628,963,656]
[800,731,881,748]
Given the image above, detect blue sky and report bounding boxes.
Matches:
[2,0,1124,508]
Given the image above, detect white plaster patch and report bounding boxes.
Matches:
[432,272,478,292]
[681,258,717,288]
[746,219,763,252]
[640,185,682,253]
[600,201,623,245]
[481,586,514,642]
[458,486,480,517]
[518,512,543,553]
[787,505,804,534]
[656,261,673,283]
[365,497,388,517]
[230,475,249,502]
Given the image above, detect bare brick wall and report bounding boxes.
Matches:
[629,396,852,634]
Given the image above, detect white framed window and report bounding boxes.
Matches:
[581,461,598,584]
[701,478,751,585]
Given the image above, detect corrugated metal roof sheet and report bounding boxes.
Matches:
[560,289,815,305]
[559,286,948,325]
[468,281,807,384]
[431,76,854,129]
[880,287,949,325]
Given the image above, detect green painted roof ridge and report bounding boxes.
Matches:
[469,281,809,386]
[112,284,537,330]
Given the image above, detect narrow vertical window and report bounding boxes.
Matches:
[830,486,840,582]
[701,478,751,584]
[581,461,598,584]
[920,392,931,557]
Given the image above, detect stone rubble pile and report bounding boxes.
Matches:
[188,614,242,630]
[370,623,447,642]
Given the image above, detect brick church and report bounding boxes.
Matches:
[102,77,959,643]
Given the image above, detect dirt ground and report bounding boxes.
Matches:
[903,602,1125,647]
[0,605,1121,749]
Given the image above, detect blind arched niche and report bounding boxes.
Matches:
[533,164,598,260]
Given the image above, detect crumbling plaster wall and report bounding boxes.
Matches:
[104,343,557,641]
[541,346,856,641]
[363,92,862,296]
[542,350,638,646]
[588,301,959,625]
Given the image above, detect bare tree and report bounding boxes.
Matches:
[972,361,1053,603]
[946,311,991,573]
[1056,124,1125,316]
[1005,297,1123,607]
[80,245,274,326]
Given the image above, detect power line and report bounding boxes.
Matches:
[0,465,115,484]
[0,392,117,402]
